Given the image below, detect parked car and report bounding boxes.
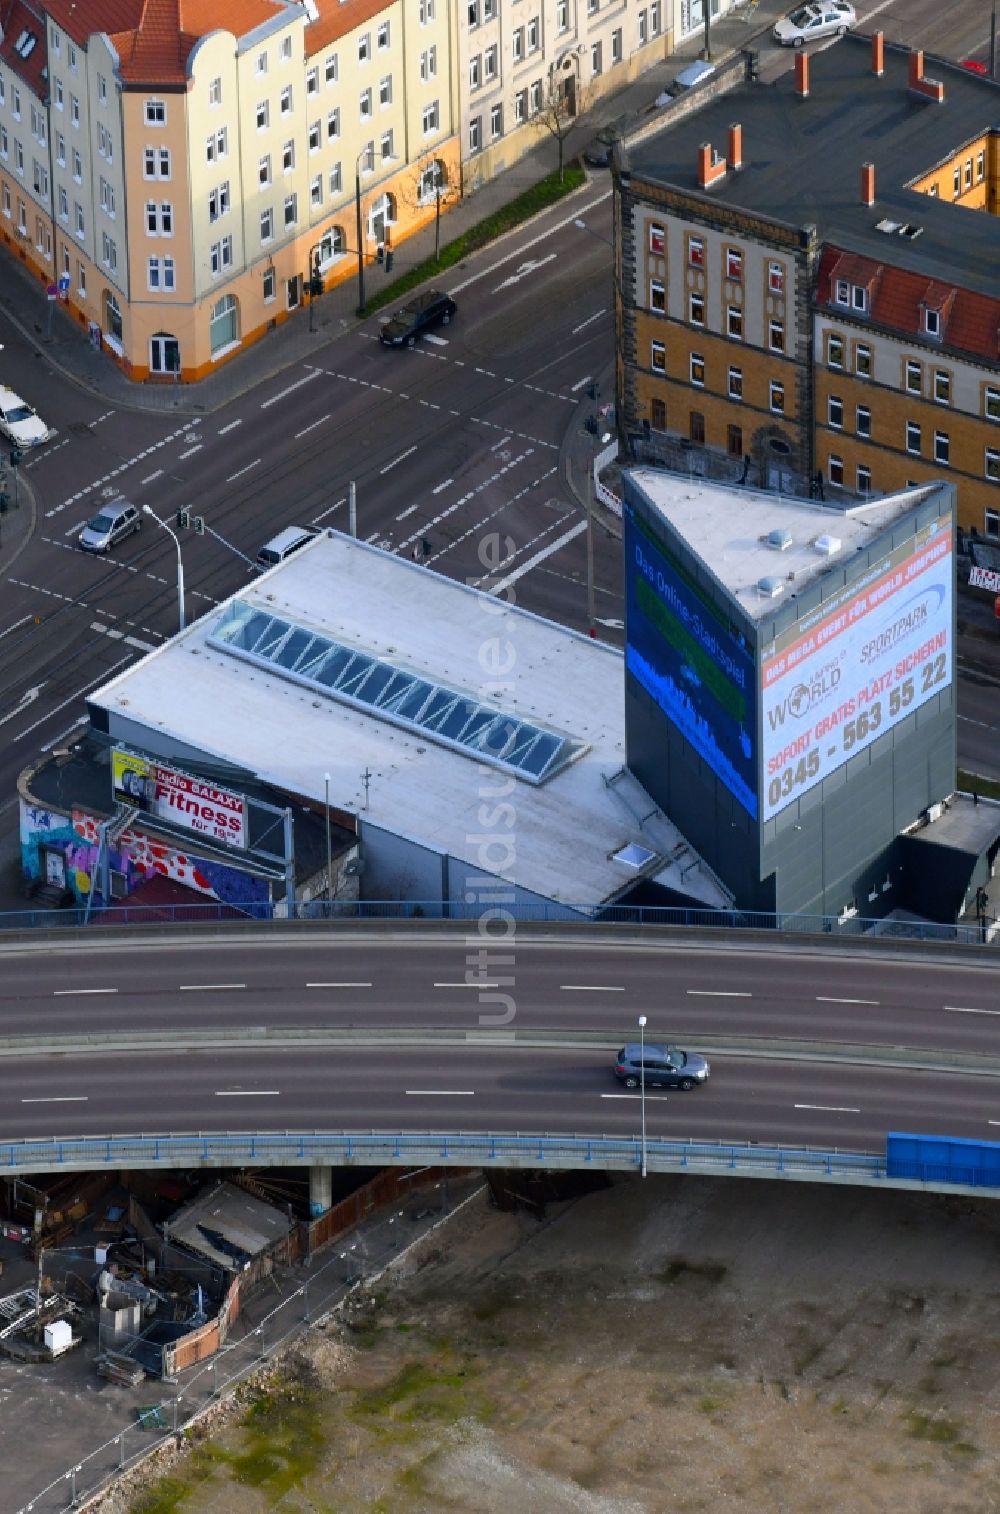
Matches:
[656,59,716,105]
[255,525,318,569]
[78,497,142,553]
[378,290,457,347]
[0,386,52,448]
[613,1043,710,1091]
[773,1,856,46]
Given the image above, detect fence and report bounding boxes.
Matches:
[0,897,993,943]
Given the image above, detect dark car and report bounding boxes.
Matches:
[613,1042,710,1091]
[378,289,457,347]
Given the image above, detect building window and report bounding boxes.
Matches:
[835,279,849,305]
[209,235,233,274]
[828,396,843,429]
[527,18,539,51]
[485,45,498,79]
[934,430,950,465]
[327,109,340,139]
[934,369,951,405]
[470,55,481,90]
[378,74,393,107]
[964,158,973,189]
[311,173,323,205]
[257,51,269,75]
[147,256,175,291]
[260,206,273,240]
[145,99,166,125]
[208,182,230,221]
[420,47,437,81]
[612,28,623,63]
[725,247,743,280]
[648,279,665,313]
[143,147,171,179]
[690,411,705,444]
[768,261,785,294]
[328,162,342,195]
[469,117,481,153]
[209,77,222,106]
[828,333,844,368]
[651,340,665,373]
[514,90,527,123]
[953,166,961,197]
[906,421,922,454]
[423,100,439,134]
[651,0,661,32]
[420,0,436,21]
[857,464,872,494]
[727,424,743,458]
[513,27,524,61]
[690,353,705,387]
[851,285,867,313]
[360,87,372,118]
[325,54,338,83]
[688,291,704,324]
[359,31,371,60]
[649,222,664,256]
[728,366,742,400]
[530,79,543,112]
[769,380,785,413]
[688,236,704,267]
[977,150,986,182]
[284,192,297,227]
[855,344,871,377]
[651,397,666,429]
[280,85,293,115]
[986,448,1000,482]
[306,67,319,96]
[726,305,743,340]
[469,0,480,24]
[856,404,871,438]
[283,140,295,171]
[768,318,784,352]
[256,100,269,130]
[378,20,390,48]
[206,128,227,162]
[829,455,844,487]
[309,121,321,153]
[490,104,502,139]
[558,0,570,29]
[924,308,941,338]
[905,359,922,394]
[380,130,393,162]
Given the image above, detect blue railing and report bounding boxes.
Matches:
[0,897,992,942]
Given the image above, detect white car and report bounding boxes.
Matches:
[773,1,856,46]
[0,386,51,448]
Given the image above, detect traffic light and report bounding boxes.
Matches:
[584,416,598,435]
[193,515,205,536]
[0,491,9,514]
[376,243,385,265]
[587,382,600,401]
[385,251,394,273]
[176,508,190,529]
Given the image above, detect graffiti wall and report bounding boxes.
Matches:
[19,802,269,908]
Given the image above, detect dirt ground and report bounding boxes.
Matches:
[113,1175,1000,1514]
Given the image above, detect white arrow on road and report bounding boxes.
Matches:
[492,253,557,292]
[0,684,46,728]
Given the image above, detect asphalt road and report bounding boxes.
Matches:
[0,0,996,837]
[0,929,998,1152]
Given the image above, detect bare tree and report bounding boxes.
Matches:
[531,70,594,182]
[404,154,460,264]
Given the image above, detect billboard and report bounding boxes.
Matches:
[625,508,757,818]
[111,749,247,849]
[760,521,952,821]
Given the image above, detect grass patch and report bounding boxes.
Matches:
[959,769,1000,801]
[698,1395,724,1413]
[905,1410,977,1454]
[352,1358,490,1426]
[362,164,586,317]
[659,1256,728,1286]
[129,1479,192,1514]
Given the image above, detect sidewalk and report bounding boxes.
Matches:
[0,4,782,420]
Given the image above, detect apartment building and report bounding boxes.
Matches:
[0,0,458,382]
[614,36,1000,539]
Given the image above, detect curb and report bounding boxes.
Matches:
[0,466,38,577]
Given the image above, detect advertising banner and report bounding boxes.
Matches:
[760,523,952,821]
[111,748,247,849]
[625,508,757,818]
[969,565,1000,593]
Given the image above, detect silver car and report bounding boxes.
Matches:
[78,498,142,553]
[773,1,856,46]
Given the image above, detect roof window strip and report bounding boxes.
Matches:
[336,653,379,698]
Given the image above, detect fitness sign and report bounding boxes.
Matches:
[759,521,953,821]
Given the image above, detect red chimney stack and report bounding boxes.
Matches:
[861,162,876,207]
[728,123,743,172]
[795,51,810,98]
[872,30,884,77]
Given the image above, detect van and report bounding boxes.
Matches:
[255,525,317,569]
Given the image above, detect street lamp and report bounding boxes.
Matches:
[142,505,185,632]
[324,770,333,909]
[638,1014,647,1179]
[574,217,617,640]
[355,150,369,316]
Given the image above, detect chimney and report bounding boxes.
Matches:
[697,143,728,190]
[727,122,743,172]
[795,50,810,98]
[861,162,876,207]
[909,48,945,103]
[872,30,884,76]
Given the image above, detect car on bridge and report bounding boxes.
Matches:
[614,1043,710,1091]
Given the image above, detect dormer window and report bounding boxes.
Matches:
[835,279,849,305]
[924,307,941,338]
[851,285,867,313]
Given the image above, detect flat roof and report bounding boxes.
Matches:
[904,793,1000,855]
[626,36,1000,299]
[164,1181,292,1269]
[87,532,729,910]
[625,469,941,622]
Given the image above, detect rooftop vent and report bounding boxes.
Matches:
[813,534,841,556]
[875,218,922,240]
[899,224,923,239]
[757,576,784,599]
[766,528,792,551]
[875,218,900,234]
[613,843,658,868]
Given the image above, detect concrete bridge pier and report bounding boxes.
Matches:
[309,1164,333,1217]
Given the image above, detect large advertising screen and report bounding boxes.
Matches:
[112,748,247,849]
[760,520,952,821]
[625,507,757,818]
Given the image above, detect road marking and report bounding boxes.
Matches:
[1,652,133,744]
[306,981,372,988]
[22,1095,89,1104]
[141,469,164,485]
[406,1089,475,1096]
[431,477,454,494]
[486,519,587,595]
[571,310,606,335]
[381,444,418,474]
[260,369,322,409]
[178,444,203,460]
[561,984,625,992]
[687,989,752,998]
[423,333,449,346]
[492,252,557,292]
[311,497,345,524]
[0,614,32,642]
[295,414,331,439]
[90,621,157,652]
[794,1104,861,1114]
[816,996,879,1006]
[450,189,611,293]
[601,1092,672,1102]
[226,459,261,483]
[215,1089,281,1097]
[395,504,418,520]
[53,987,118,996]
[945,1005,1000,1015]
[217,419,242,435]
[434,980,500,989]
[0,684,46,729]
[570,376,593,392]
[179,982,247,992]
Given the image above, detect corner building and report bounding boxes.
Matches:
[614,36,1000,539]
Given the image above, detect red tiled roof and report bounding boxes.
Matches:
[47,0,286,86]
[306,0,396,56]
[817,244,1000,362]
[0,0,48,97]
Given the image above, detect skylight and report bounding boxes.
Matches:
[209,600,587,785]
